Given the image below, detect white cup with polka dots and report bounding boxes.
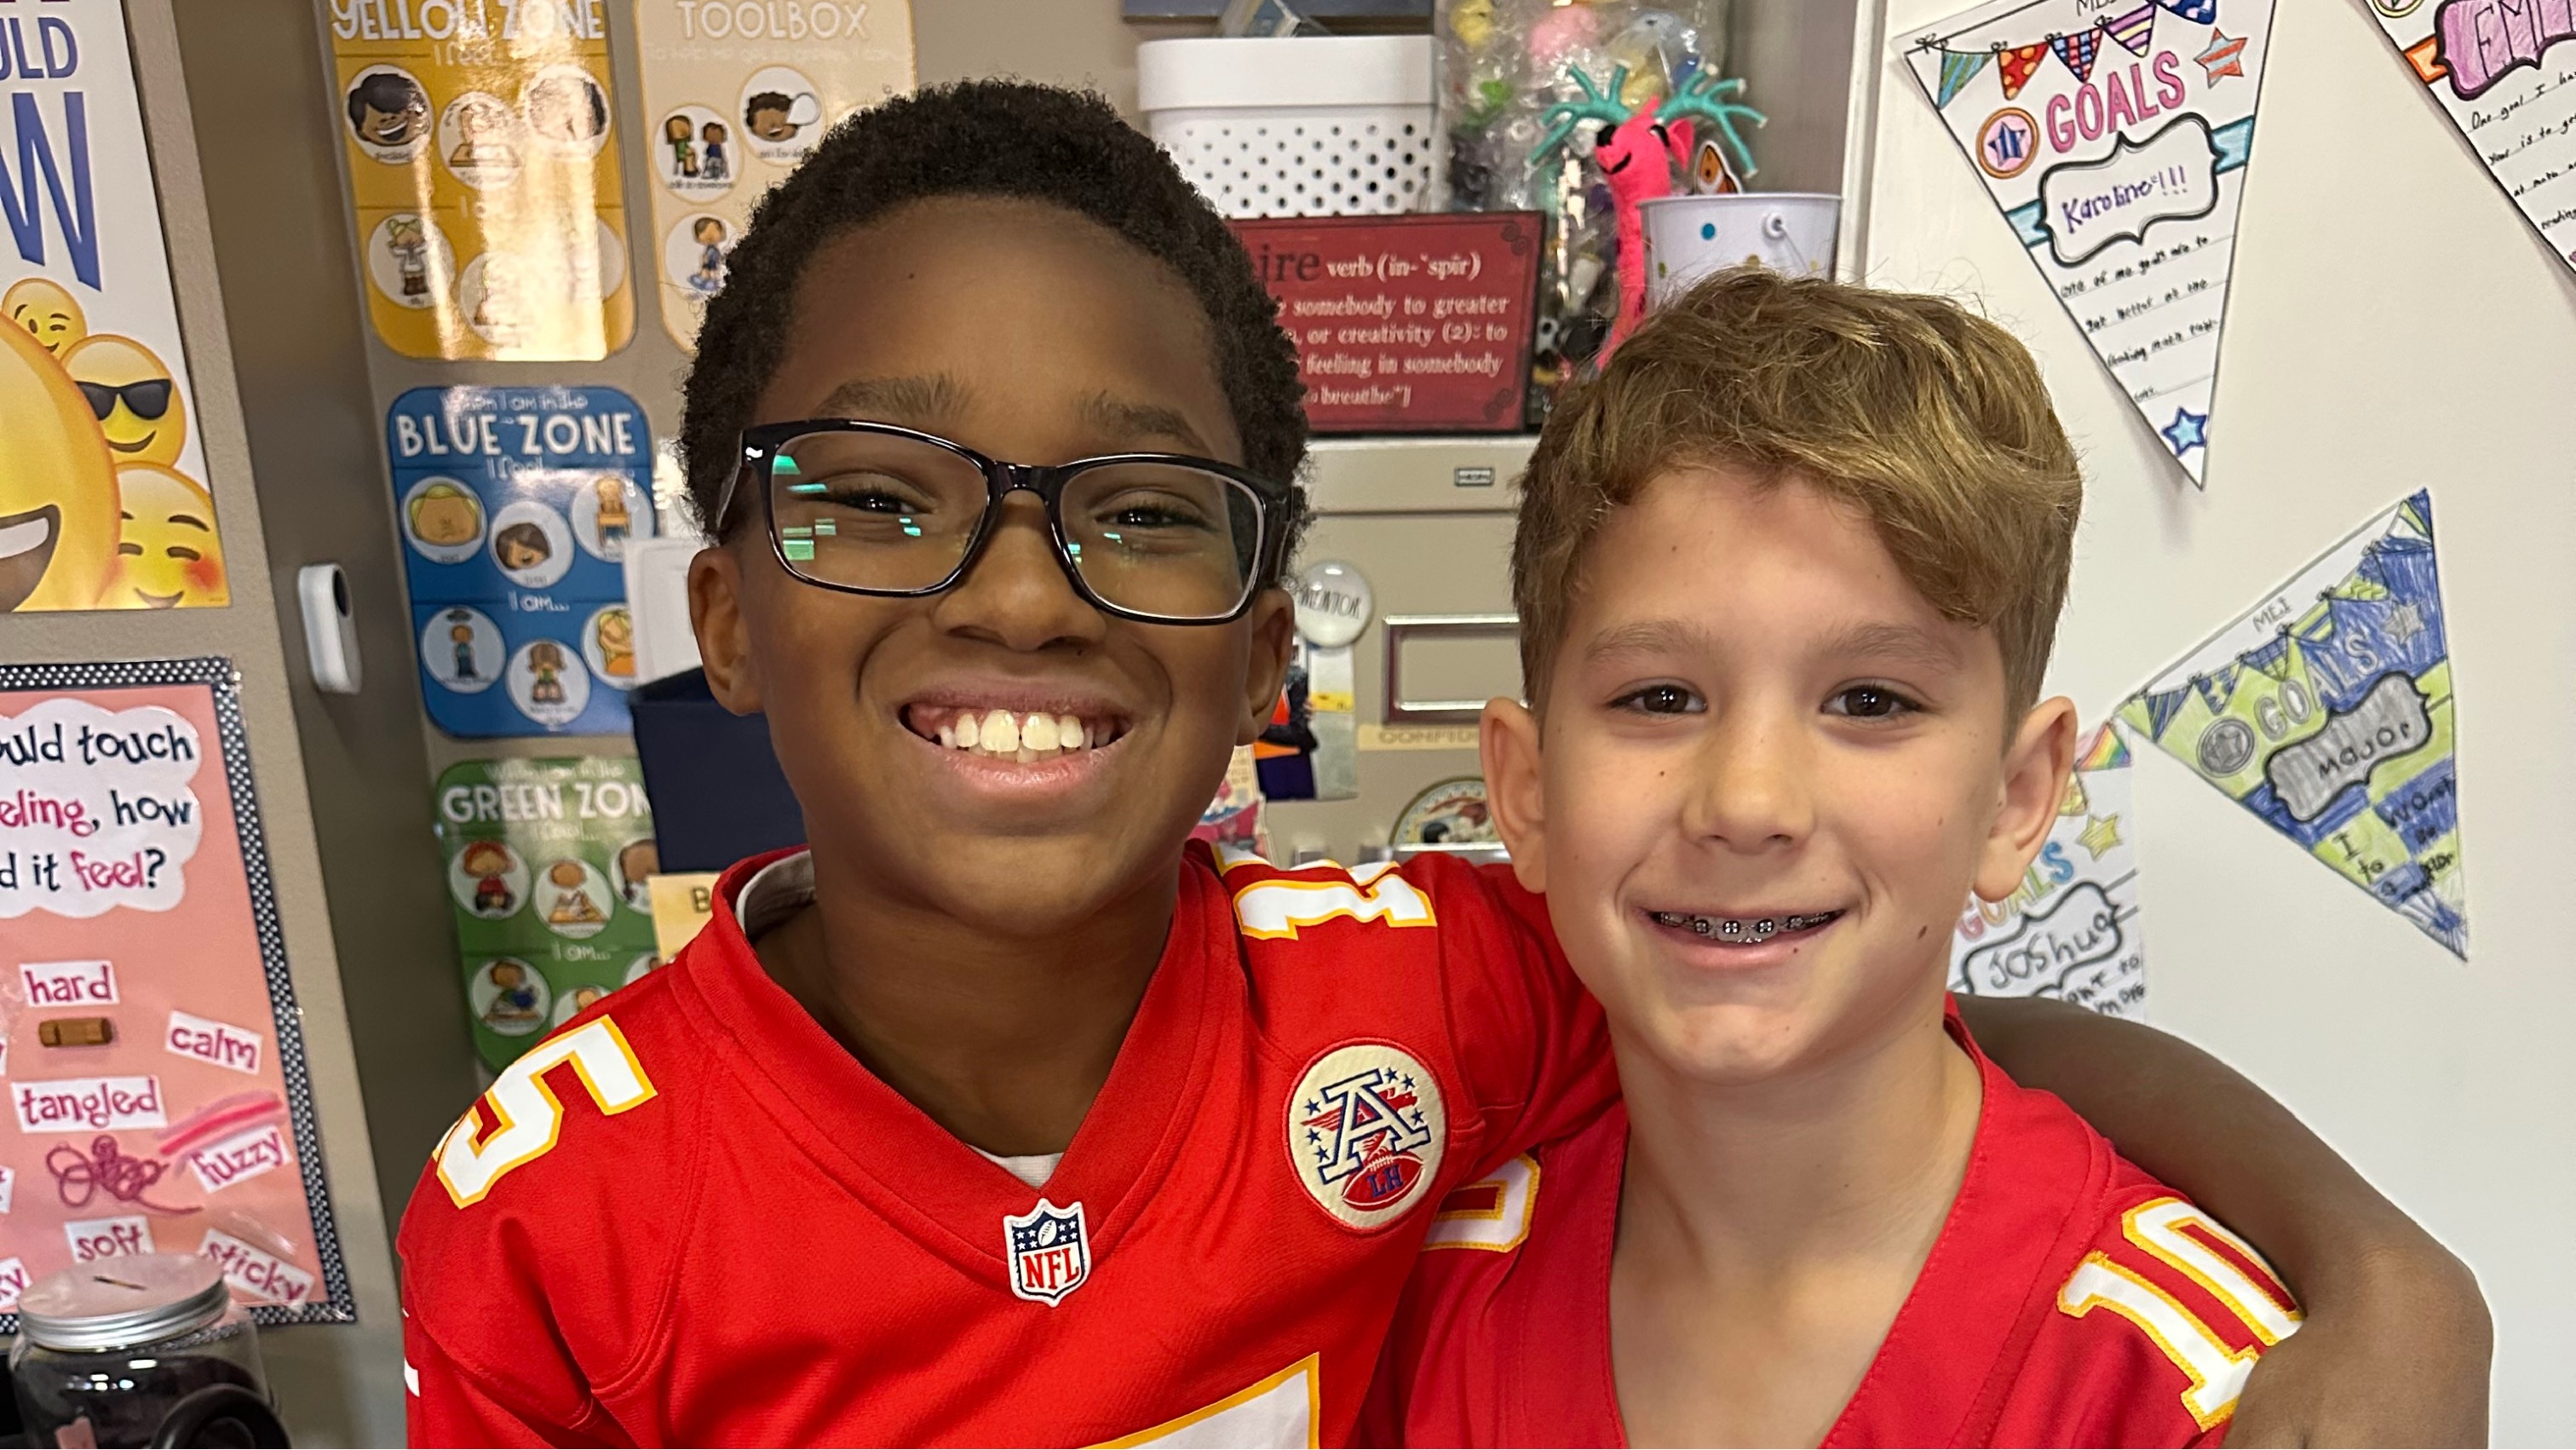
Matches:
[1639,193,1843,310]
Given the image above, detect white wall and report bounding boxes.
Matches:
[1854,1,2574,1439]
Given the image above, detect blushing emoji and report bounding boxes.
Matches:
[0,317,118,611]
[66,334,187,469]
[3,277,85,356]
[110,463,227,608]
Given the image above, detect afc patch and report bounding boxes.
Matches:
[1286,1041,1446,1230]
[1003,1198,1091,1306]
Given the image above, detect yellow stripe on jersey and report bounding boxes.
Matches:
[2058,1251,2261,1431]
[1230,863,1437,941]
[2123,1197,2303,1345]
[1094,1354,1320,1448]
[1424,1154,1540,1252]
[435,1016,658,1209]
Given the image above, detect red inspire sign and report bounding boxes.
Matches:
[1233,212,1542,434]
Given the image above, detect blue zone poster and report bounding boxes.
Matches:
[388,387,655,737]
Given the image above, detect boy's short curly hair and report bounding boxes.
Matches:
[1514,268,2082,719]
[679,80,1310,580]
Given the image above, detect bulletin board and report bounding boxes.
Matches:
[0,659,354,1329]
[1855,0,2576,1433]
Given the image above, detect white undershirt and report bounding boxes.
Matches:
[737,852,1063,1189]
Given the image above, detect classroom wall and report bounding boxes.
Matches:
[1858,1,2573,1439]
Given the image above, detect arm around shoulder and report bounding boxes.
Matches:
[1958,994,2492,1446]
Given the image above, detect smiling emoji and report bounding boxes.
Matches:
[110,463,227,608]
[66,333,187,469]
[0,317,118,611]
[4,277,85,356]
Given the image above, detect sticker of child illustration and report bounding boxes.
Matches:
[487,500,572,590]
[449,838,529,919]
[402,477,487,562]
[585,604,638,689]
[507,637,591,728]
[421,607,504,694]
[549,982,612,1027]
[571,474,649,562]
[737,66,824,164]
[470,958,551,1037]
[439,90,525,190]
[344,65,432,163]
[538,857,614,940]
[367,213,451,309]
[612,837,658,913]
[520,64,612,158]
[655,106,733,199]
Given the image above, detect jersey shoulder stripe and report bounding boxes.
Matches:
[1217,847,1440,941]
[2054,1194,2303,1431]
[1423,1154,1540,1252]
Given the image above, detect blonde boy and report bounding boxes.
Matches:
[1366,269,2301,1447]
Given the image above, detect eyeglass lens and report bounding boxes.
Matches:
[768,430,1262,619]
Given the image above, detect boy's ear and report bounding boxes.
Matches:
[1481,695,1548,895]
[1974,695,2081,903]
[688,543,763,716]
[1236,588,1297,745]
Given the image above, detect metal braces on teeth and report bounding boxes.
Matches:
[1650,911,1835,942]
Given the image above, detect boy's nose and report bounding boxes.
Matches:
[929,494,1107,653]
[1680,706,1815,851]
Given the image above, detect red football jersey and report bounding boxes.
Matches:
[399,844,1613,1447]
[1365,1005,2302,1448]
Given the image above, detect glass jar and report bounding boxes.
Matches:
[10,1254,279,1448]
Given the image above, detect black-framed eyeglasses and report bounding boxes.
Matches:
[720,419,1291,624]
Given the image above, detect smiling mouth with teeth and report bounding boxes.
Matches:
[906,705,1128,764]
[1648,909,1843,944]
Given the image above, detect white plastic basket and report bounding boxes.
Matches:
[1138,37,1436,219]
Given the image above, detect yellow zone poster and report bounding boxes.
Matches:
[326,0,635,360]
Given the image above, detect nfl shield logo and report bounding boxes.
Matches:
[1003,1198,1091,1306]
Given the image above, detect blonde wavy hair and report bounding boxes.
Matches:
[1513,267,2083,719]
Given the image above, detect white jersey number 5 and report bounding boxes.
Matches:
[435,1017,657,1208]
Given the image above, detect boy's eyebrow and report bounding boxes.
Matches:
[1815,620,1970,670]
[1581,619,1969,671]
[1080,392,1211,455]
[1583,618,1719,664]
[814,374,963,424]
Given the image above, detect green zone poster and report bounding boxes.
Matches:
[433,757,664,1067]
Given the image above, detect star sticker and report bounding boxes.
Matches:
[2161,405,2209,457]
[2383,601,2426,648]
[2078,814,2124,860]
[2196,29,2247,83]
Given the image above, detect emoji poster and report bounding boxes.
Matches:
[327,0,635,360]
[433,757,662,1069]
[1949,725,2147,1018]
[0,659,355,1327]
[389,386,654,737]
[1902,0,2276,487]
[0,0,231,613]
[631,0,914,349]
